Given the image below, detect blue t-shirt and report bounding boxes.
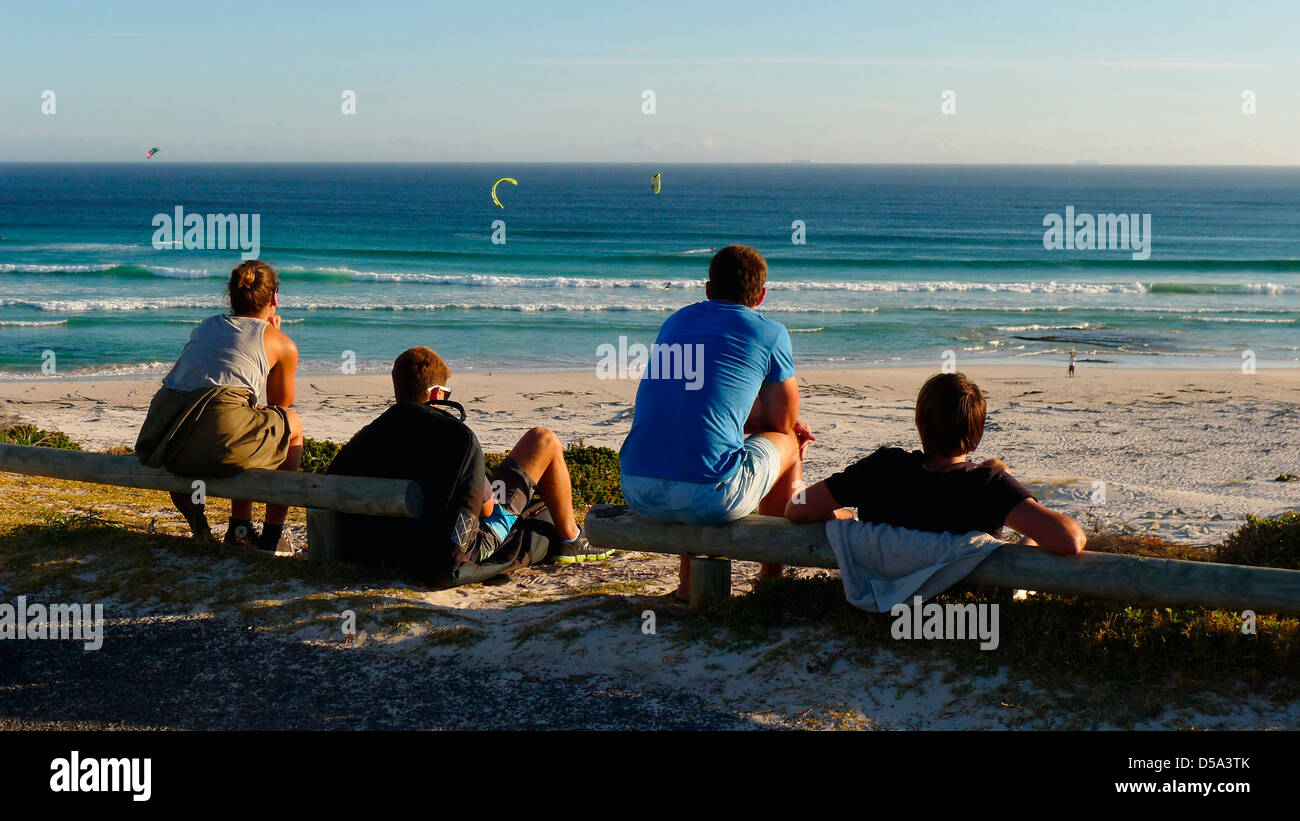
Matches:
[619,300,796,484]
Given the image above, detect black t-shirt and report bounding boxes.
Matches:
[326,401,490,583]
[822,447,1034,537]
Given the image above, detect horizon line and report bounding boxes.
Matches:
[4,160,1300,168]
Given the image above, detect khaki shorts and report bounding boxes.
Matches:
[138,386,292,476]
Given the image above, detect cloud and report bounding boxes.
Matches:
[633,136,719,152]
[927,139,963,152]
[500,56,1266,71]
[684,137,718,151]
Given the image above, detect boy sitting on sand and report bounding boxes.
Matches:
[326,346,610,586]
[785,372,1085,556]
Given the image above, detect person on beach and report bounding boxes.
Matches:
[1068,350,1077,378]
[785,372,1086,556]
[136,260,304,554]
[326,346,610,586]
[619,245,814,601]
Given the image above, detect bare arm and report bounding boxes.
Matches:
[784,480,855,522]
[263,324,298,408]
[745,377,799,435]
[1003,498,1087,556]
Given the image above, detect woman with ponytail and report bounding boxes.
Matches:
[136,259,304,554]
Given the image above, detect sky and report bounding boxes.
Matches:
[2,0,1298,164]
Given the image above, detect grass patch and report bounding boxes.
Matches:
[0,474,446,624]
[511,599,623,647]
[560,578,654,598]
[1085,530,1216,561]
[660,538,1299,727]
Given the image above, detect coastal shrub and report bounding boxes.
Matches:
[1215,512,1300,570]
[0,421,83,451]
[301,437,341,474]
[560,444,623,509]
[485,443,623,510]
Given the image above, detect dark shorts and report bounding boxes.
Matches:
[447,457,541,586]
[491,456,537,519]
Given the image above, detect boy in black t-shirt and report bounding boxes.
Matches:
[786,372,1085,556]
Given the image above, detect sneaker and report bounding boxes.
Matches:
[256,531,300,558]
[223,522,259,550]
[553,530,615,564]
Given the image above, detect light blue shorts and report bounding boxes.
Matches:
[621,436,783,526]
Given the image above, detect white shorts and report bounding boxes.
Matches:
[620,435,783,525]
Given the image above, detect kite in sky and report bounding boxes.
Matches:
[146,147,161,159]
[491,177,517,208]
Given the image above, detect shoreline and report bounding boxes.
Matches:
[2,357,1298,385]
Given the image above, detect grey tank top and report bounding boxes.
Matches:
[164,314,271,405]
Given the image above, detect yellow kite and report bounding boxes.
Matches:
[491,177,517,208]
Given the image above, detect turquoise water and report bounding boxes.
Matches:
[1,163,1297,376]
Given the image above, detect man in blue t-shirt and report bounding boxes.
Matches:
[620,245,814,601]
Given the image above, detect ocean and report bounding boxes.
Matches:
[1,163,1297,378]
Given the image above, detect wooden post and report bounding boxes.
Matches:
[0,444,424,518]
[305,509,345,565]
[585,504,1300,614]
[689,556,732,608]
